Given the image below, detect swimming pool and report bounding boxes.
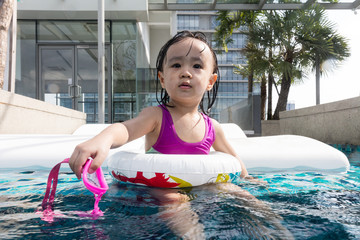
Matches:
[1,145,359,239]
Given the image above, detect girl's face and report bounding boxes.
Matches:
[158,37,217,106]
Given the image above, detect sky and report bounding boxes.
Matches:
[283,9,360,109]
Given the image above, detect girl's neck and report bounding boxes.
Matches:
[166,101,200,116]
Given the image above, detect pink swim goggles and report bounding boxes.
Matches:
[82,158,109,214]
[41,158,108,216]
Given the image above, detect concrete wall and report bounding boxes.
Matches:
[261,120,280,137]
[219,94,262,135]
[262,96,360,145]
[220,97,253,131]
[0,90,86,134]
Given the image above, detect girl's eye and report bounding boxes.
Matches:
[193,64,202,69]
[172,63,181,68]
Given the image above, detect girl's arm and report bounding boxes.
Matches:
[69,106,161,179]
[211,120,249,178]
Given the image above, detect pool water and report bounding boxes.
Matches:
[1,146,359,239]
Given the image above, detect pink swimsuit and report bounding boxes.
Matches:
[152,105,215,154]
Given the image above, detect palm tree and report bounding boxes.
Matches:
[0,0,14,89]
[216,10,279,120]
[215,4,350,120]
[271,5,350,118]
[240,12,279,120]
[268,9,303,119]
[296,5,350,105]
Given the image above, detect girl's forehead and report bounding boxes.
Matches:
[167,38,210,58]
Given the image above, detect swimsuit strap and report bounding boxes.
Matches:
[41,158,69,211]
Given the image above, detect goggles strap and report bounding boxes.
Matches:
[41,158,69,211]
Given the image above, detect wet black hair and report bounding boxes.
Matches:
[155,30,220,115]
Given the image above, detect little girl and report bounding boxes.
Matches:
[69,31,293,239]
[69,30,250,180]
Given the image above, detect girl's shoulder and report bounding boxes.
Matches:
[136,106,163,126]
[210,118,226,136]
[210,117,221,129]
[125,106,163,133]
[139,106,163,117]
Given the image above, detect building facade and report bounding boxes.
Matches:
[12,0,257,130]
[16,20,155,123]
[14,0,173,123]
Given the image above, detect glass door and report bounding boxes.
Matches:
[39,45,112,123]
[39,46,75,109]
[76,45,111,123]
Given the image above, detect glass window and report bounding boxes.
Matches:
[218,82,247,96]
[227,33,246,49]
[112,22,137,122]
[16,21,36,98]
[112,22,137,92]
[176,0,213,3]
[177,15,199,30]
[210,15,219,30]
[112,21,137,40]
[210,32,246,50]
[220,66,244,80]
[38,21,111,43]
[217,51,246,65]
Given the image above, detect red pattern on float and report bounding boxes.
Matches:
[112,171,180,188]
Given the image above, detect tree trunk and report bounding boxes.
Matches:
[273,74,291,120]
[248,70,253,95]
[315,53,320,105]
[260,74,266,120]
[0,0,14,89]
[267,46,273,120]
[267,71,273,120]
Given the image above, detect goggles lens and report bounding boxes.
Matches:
[82,158,108,196]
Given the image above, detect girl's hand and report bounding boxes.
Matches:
[243,174,268,185]
[68,108,158,179]
[69,135,112,179]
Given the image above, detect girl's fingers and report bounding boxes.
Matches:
[69,149,80,178]
[69,146,90,179]
[90,150,108,174]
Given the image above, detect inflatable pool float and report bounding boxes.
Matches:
[0,124,138,168]
[108,151,242,188]
[106,125,350,188]
[0,123,350,188]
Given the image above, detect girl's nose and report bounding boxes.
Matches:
[180,69,192,78]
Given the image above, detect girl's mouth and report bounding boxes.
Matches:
[179,82,192,89]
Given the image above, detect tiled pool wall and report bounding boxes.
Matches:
[332,144,360,154]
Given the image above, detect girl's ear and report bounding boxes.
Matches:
[158,72,165,88]
[207,73,217,91]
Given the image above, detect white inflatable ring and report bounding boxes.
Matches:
[107,151,242,188]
